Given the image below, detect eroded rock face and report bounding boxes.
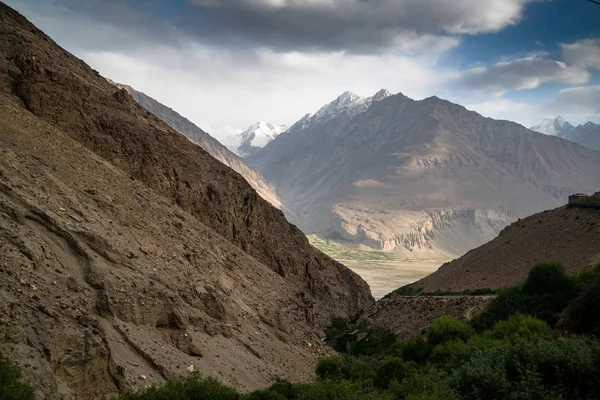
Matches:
[0,4,372,399]
[331,206,517,257]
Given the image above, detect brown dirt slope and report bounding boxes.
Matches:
[362,294,492,340]
[413,201,600,292]
[0,3,372,399]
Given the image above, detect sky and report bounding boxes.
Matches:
[7,0,600,140]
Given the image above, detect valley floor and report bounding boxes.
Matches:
[307,235,445,298]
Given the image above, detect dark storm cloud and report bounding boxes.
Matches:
[10,0,534,54]
[181,0,535,53]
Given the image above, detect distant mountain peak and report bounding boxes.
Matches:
[530,116,573,136]
[225,121,287,158]
[372,89,392,102]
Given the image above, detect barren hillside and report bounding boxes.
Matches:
[413,199,600,292]
[0,3,372,399]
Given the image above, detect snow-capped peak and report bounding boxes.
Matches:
[312,89,393,123]
[225,121,287,158]
[372,89,392,102]
[529,116,573,136]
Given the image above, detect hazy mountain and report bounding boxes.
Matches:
[108,81,283,208]
[249,92,600,259]
[0,4,372,398]
[225,121,287,158]
[530,116,600,152]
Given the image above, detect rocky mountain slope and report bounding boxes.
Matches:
[225,121,287,158]
[108,82,282,208]
[412,194,600,292]
[249,92,600,259]
[530,116,600,152]
[0,4,372,399]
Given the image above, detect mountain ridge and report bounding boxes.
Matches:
[0,4,372,398]
[249,91,600,258]
[107,81,283,208]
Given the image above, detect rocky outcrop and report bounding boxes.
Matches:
[0,4,373,399]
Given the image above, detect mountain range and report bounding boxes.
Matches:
[530,116,600,152]
[0,4,372,398]
[248,91,600,259]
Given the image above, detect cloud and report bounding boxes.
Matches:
[561,38,600,70]
[184,0,537,53]
[464,98,539,126]
[463,86,600,127]
[459,58,590,95]
[80,45,452,139]
[548,86,600,118]
[10,0,536,54]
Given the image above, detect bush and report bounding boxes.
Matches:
[374,358,407,389]
[473,263,579,331]
[0,359,35,400]
[472,284,527,332]
[522,263,578,324]
[426,316,474,346]
[562,276,600,336]
[485,314,552,342]
[115,375,239,400]
[292,380,394,400]
[315,357,344,380]
[401,337,433,364]
[393,369,458,400]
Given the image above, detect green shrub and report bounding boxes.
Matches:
[401,336,433,364]
[0,359,35,400]
[472,284,527,332]
[485,314,552,342]
[115,375,239,400]
[426,316,474,346]
[522,263,578,324]
[374,358,407,389]
[474,263,579,331]
[393,369,458,400]
[563,275,600,336]
[315,356,345,380]
[292,380,394,400]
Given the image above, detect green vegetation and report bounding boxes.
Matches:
[307,234,397,261]
[0,359,35,400]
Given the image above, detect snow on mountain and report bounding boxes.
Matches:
[285,89,392,134]
[529,116,573,137]
[530,116,600,151]
[226,121,287,158]
[311,89,392,124]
